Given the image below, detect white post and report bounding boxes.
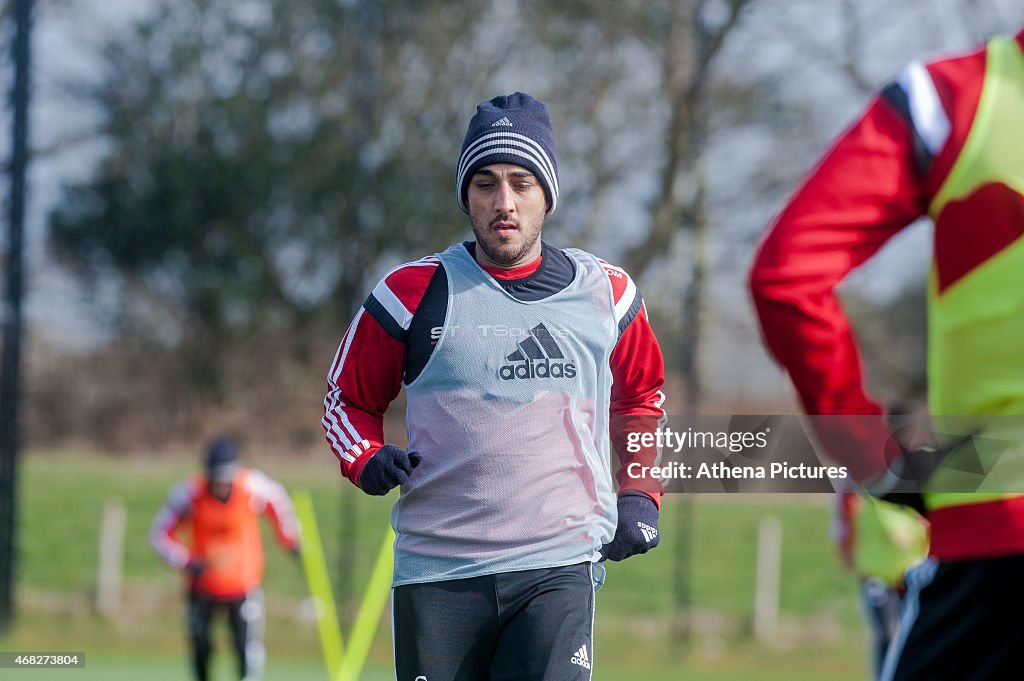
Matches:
[96,499,126,617]
[754,516,782,645]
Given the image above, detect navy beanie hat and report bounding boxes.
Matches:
[205,436,238,482]
[456,92,559,215]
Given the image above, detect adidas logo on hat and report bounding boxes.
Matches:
[498,324,577,381]
[457,93,559,215]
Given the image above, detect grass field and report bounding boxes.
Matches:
[1,450,871,680]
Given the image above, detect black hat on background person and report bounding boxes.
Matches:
[456,92,560,215]
[205,436,239,485]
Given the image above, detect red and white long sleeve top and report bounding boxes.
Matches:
[750,29,1024,560]
[323,241,666,505]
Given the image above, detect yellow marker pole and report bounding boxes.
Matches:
[293,490,346,679]
[335,526,395,681]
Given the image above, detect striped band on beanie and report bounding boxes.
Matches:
[456,92,559,214]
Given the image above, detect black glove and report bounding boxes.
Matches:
[358,445,422,496]
[865,422,980,515]
[185,558,206,577]
[865,448,941,516]
[600,492,660,562]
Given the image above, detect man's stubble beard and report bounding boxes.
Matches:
[471,213,544,267]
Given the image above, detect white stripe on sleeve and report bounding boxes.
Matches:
[323,308,373,463]
[897,60,951,155]
[371,280,414,332]
[613,274,638,326]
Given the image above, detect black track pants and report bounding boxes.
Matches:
[187,589,265,681]
[881,556,1024,681]
[393,563,597,681]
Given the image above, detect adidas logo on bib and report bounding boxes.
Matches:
[570,644,591,670]
[498,324,577,381]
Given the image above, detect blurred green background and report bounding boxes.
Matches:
[8,451,867,680]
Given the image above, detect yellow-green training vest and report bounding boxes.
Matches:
[926,35,1024,510]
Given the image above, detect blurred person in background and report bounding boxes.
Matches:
[750,26,1024,681]
[149,437,300,681]
[322,92,666,680]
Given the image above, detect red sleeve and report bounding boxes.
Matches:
[601,261,666,507]
[747,46,985,480]
[322,258,438,486]
[748,96,922,480]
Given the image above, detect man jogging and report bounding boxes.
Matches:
[322,92,665,680]
[750,28,1024,681]
[150,437,300,681]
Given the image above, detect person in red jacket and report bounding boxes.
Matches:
[150,437,300,681]
[750,27,1024,681]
